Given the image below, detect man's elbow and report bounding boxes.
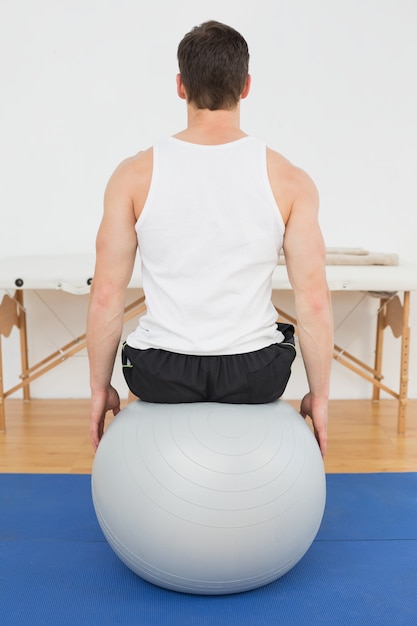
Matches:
[89,281,125,313]
[296,286,333,321]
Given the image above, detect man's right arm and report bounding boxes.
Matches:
[281,168,333,456]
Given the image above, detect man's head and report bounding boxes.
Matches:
[177,21,250,111]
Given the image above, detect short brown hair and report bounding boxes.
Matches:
[177,21,250,111]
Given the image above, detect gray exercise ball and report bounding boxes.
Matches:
[91,400,326,595]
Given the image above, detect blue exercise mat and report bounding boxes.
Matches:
[1,473,416,625]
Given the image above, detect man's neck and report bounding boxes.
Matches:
[174,105,247,145]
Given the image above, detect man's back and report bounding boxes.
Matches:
[126,136,285,355]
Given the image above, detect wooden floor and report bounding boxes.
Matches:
[0,398,416,474]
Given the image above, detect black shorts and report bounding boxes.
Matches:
[122,323,296,405]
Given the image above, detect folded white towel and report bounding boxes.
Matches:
[278,250,399,266]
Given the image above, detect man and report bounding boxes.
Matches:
[87,21,333,456]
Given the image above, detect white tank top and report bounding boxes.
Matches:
[126,136,286,355]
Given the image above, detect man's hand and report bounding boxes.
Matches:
[90,385,121,451]
[299,392,328,457]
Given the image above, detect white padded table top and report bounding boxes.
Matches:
[0,254,417,294]
[272,263,417,293]
[0,255,97,294]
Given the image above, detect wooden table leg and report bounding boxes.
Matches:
[372,297,387,402]
[16,291,30,402]
[397,292,410,434]
[0,292,21,433]
[0,337,5,433]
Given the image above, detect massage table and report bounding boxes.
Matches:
[0,254,416,434]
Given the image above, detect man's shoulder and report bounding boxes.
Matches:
[117,147,153,174]
[266,146,318,219]
[104,148,153,209]
[266,146,313,188]
[108,148,153,190]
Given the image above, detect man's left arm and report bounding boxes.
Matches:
[87,159,138,450]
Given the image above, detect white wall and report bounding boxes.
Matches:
[1,0,416,400]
